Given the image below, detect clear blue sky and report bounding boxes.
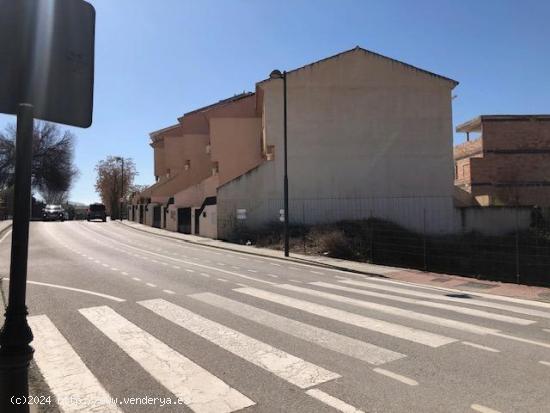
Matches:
[1,0,549,204]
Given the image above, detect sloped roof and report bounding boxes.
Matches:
[178,92,254,121]
[149,123,181,140]
[258,46,459,87]
[457,114,550,133]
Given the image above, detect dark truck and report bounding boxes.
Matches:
[87,203,107,222]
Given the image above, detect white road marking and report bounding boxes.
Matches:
[28,315,122,413]
[161,262,168,266]
[278,284,498,335]
[80,306,254,413]
[140,299,340,388]
[543,329,550,333]
[132,277,141,281]
[310,270,324,275]
[231,266,240,270]
[0,229,12,243]
[538,360,550,367]
[471,404,502,413]
[110,268,118,271]
[491,332,550,349]
[88,257,94,260]
[247,269,258,273]
[305,389,365,413]
[216,262,226,266]
[461,342,500,353]
[200,273,211,278]
[172,266,181,269]
[76,225,278,285]
[163,289,176,295]
[372,368,418,386]
[235,287,455,347]
[192,293,404,365]
[185,269,195,273]
[217,278,229,283]
[312,282,534,325]
[358,276,550,310]
[270,263,281,267]
[2,279,125,302]
[146,283,157,288]
[289,279,303,283]
[340,280,550,319]
[102,263,109,268]
[121,272,129,276]
[267,274,279,278]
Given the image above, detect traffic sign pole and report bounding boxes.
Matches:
[0,103,35,412]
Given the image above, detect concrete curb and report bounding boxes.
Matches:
[115,221,390,278]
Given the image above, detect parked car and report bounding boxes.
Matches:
[87,203,107,222]
[42,205,65,221]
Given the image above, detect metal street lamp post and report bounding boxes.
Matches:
[0,104,35,412]
[115,157,124,221]
[269,69,289,257]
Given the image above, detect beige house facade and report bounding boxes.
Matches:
[218,47,460,237]
[132,92,263,237]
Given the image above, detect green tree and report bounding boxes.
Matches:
[94,156,137,219]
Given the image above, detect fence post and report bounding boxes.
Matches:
[302,202,306,254]
[370,210,374,264]
[515,208,520,284]
[423,208,427,272]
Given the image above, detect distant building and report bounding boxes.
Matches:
[454,115,550,206]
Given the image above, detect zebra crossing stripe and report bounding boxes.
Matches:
[139,298,340,389]
[340,279,550,319]
[234,287,455,347]
[79,306,254,413]
[306,389,365,412]
[277,284,498,335]
[311,282,534,325]
[28,315,122,413]
[190,292,405,365]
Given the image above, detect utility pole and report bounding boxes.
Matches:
[120,157,124,221]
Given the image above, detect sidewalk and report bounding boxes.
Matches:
[118,220,550,303]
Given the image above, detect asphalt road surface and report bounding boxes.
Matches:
[1,221,549,413]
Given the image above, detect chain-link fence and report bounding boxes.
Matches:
[218,197,550,287]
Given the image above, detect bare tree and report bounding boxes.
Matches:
[94,156,137,218]
[0,122,78,211]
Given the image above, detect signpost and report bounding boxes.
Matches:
[0,1,95,411]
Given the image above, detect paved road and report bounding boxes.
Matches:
[1,221,549,413]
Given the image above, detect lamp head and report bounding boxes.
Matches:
[269,69,283,79]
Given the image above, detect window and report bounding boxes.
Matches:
[184,160,191,170]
